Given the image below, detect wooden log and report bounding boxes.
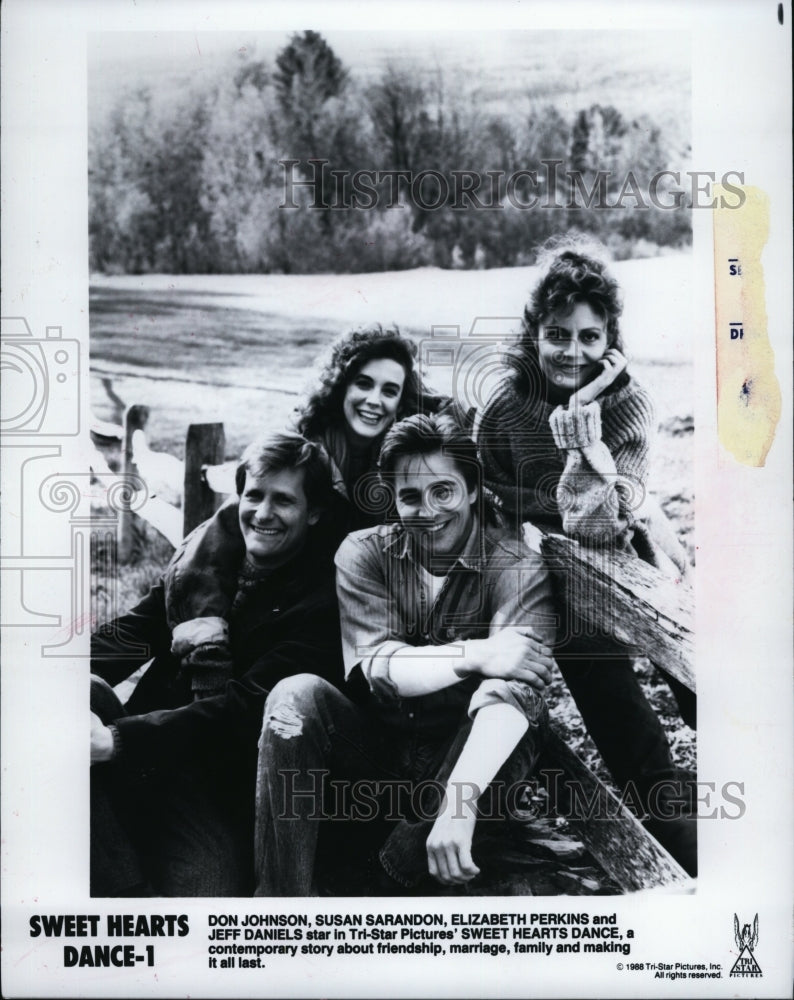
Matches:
[541,533,695,692]
[539,729,692,892]
[117,404,149,563]
[183,423,225,538]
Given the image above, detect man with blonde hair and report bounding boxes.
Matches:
[90,432,343,896]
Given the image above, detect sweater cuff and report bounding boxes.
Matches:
[181,642,234,694]
[549,402,602,450]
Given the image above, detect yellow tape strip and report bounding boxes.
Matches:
[713,185,781,467]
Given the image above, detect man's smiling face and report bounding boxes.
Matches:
[392,450,478,567]
[238,467,318,570]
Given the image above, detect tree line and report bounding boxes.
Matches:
[89,31,692,275]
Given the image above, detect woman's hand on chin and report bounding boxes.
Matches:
[569,348,627,407]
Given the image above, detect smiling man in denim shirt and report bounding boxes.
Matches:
[254,412,557,895]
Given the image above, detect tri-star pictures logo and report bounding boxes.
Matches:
[730,914,762,978]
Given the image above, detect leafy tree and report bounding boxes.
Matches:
[88,42,691,274]
[368,64,428,173]
[271,32,352,228]
[233,52,271,94]
[273,31,347,145]
[89,88,159,273]
[200,74,282,271]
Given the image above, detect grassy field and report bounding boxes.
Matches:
[90,256,694,445]
[90,261,696,794]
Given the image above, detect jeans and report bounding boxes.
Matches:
[254,674,547,896]
[91,676,252,896]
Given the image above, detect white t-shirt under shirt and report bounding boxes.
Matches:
[418,564,447,609]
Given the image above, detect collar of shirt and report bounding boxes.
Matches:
[382,514,488,573]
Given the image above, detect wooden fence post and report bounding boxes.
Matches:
[118,404,150,563]
[183,423,226,538]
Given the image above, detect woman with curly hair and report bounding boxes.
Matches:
[295,324,447,524]
[477,238,697,875]
[479,240,687,569]
[162,324,448,699]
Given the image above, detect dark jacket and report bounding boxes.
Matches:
[91,537,343,779]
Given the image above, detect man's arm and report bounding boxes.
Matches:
[163,496,244,627]
[92,584,343,773]
[91,578,172,687]
[335,531,554,699]
[425,538,555,883]
[426,701,529,884]
[384,630,554,696]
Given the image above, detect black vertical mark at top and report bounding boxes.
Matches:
[778,3,783,25]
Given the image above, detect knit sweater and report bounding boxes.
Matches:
[477,375,688,573]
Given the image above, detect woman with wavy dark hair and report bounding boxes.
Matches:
[162,324,448,699]
[477,237,697,876]
[295,324,446,520]
[481,241,646,547]
[480,237,692,571]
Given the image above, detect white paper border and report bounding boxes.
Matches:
[2,1,792,997]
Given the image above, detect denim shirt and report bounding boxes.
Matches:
[335,518,556,737]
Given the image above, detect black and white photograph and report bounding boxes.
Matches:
[1,1,792,997]
[86,24,701,901]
